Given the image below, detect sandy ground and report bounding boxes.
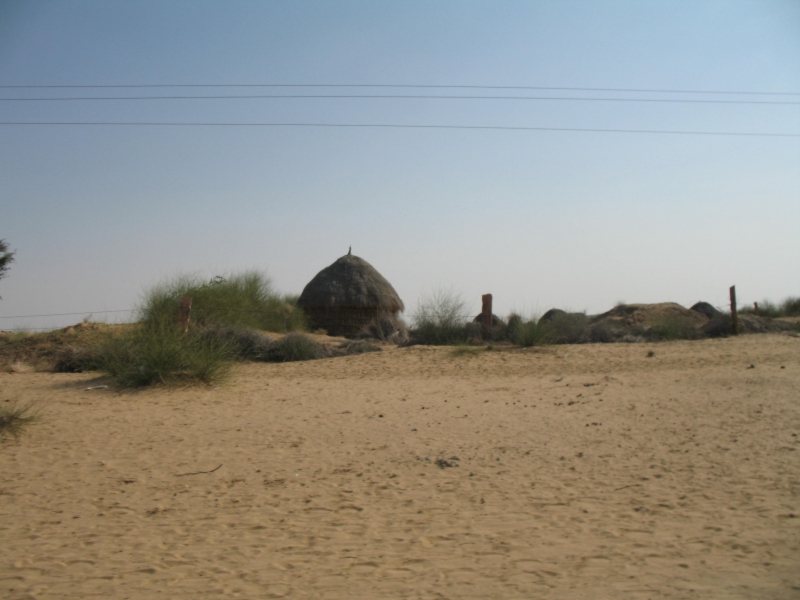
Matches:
[1,334,799,600]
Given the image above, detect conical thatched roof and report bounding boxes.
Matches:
[690,301,720,319]
[297,254,404,313]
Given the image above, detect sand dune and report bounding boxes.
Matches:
[1,334,799,599]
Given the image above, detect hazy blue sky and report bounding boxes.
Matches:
[1,0,798,330]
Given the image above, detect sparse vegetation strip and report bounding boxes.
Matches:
[4,282,797,385]
[739,296,800,319]
[97,322,234,387]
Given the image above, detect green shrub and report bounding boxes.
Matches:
[507,314,550,347]
[139,271,306,333]
[98,323,232,387]
[411,289,474,345]
[0,400,40,441]
[740,300,780,319]
[756,301,781,319]
[505,314,523,338]
[515,321,550,347]
[780,297,800,317]
[540,312,589,344]
[738,296,800,319]
[267,333,328,362]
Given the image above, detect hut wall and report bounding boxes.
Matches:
[305,306,397,337]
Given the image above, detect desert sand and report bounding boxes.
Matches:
[1,333,799,599]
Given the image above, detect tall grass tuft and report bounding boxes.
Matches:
[780,297,800,317]
[139,271,306,333]
[779,297,800,317]
[411,289,473,345]
[0,400,40,441]
[98,322,233,387]
[540,312,589,344]
[739,296,800,319]
[740,300,780,319]
[507,314,550,347]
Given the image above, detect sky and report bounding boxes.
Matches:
[1,0,798,331]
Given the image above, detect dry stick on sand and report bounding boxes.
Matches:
[176,464,222,477]
[613,484,642,492]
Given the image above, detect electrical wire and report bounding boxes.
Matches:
[1,94,797,105]
[0,122,796,137]
[1,83,798,96]
[0,309,134,319]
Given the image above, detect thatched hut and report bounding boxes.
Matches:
[297,253,404,337]
[690,301,721,319]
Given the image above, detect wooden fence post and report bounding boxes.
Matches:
[481,294,493,336]
[178,296,192,334]
[729,286,738,335]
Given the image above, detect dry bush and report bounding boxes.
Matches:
[0,324,117,371]
[410,289,474,345]
[339,340,382,355]
[702,315,733,338]
[360,315,408,344]
[266,333,328,362]
[585,322,616,343]
[195,326,274,361]
[0,400,41,441]
[53,345,105,373]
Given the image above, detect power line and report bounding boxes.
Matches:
[0,309,134,319]
[1,83,798,96]
[0,307,274,323]
[0,122,797,137]
[1,326,112,331]
[1,94,797,105]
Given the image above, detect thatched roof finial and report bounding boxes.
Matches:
[348,246,351,255]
